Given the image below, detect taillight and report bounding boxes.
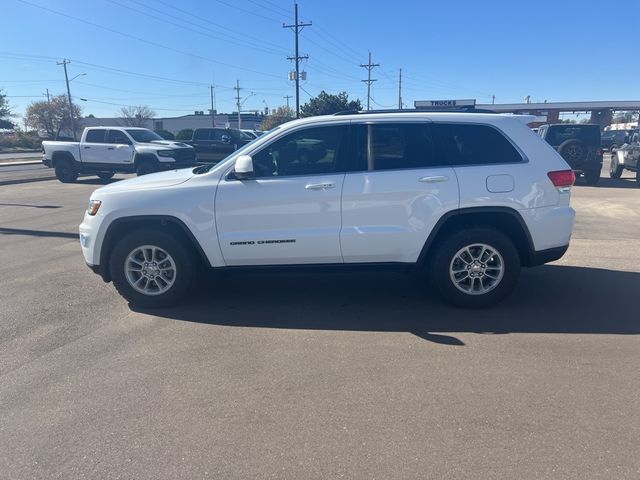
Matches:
[547,170,575,191]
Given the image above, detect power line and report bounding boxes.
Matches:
[147,0,289,53]
[283,2,311,118]
[16,0,283,79]
[211,0,284,23]
[108,0,287,57]
[360,52,380,111]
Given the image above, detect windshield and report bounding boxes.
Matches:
[125,129,165,142]
[239,130,254,140]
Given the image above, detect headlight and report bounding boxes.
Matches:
[87,200,102,216]
[157,150,175,157]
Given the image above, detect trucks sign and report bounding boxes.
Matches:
[414,99,476,109]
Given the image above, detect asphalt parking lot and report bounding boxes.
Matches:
[1,158,639,479]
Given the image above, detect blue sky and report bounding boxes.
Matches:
[2,0,639,122]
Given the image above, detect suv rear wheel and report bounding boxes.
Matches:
[558,139,587,164]
[429,228,520,308]
[109,229,195,308]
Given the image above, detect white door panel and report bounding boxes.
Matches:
[215,174,345,265]
[341,167,459,263]
[108,144,135,164]
[82,143,111,164]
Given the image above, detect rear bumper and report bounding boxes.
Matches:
[528,244,569,266]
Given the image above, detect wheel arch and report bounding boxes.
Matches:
[51,151,76,167]
[417,207,536,267]
[99,215,210,282]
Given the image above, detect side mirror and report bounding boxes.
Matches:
[234,155,254,179]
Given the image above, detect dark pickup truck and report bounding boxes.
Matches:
[186,128,254,163]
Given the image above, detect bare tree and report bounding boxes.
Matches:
[118,105,156,127]
[25,95,82,139]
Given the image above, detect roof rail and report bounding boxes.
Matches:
[333,107,496,116]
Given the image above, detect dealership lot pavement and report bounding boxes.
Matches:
[1,162,639,479]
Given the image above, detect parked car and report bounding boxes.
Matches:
[185,128,253,162]
[610,128,640,185]
[80,111,576,309]
[240,129,258,139]
[601,129,632,152]
[42,127,196,183]
[537,123,603,185]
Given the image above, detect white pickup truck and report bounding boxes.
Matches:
[42,127,197,183]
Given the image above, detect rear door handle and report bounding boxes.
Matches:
[107,147,115,150]
[305,182,335,190]
[419,175,449,183]
[84,146,91,149]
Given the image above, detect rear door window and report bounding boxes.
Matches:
[432,123,523,165]
[85,129,107,143]
[359,123,442,171]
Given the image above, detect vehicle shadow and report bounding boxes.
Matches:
[575,176,638,189]
[76,177,124,185]
[0,203,62,209]
[136,265,640,344]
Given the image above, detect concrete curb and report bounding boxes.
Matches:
[0,160,42,167]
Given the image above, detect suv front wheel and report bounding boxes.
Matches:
[429,228,520,308]
[109,229,195,308]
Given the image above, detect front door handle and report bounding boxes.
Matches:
[84,146,91,149]
[305,182,335,190]
[419,175,449,183]
[107,147,115,150]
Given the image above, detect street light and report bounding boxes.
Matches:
[70,73,87,82]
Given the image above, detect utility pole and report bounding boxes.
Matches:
[57,59,77,140]
[360,51,380,111]
[492,95,495,105]
[209,84,217,127]
[398,68,403,110]
[234,80,242,129]
[284,95,293,109]
[43,88,50,103]
[283,2,311,118]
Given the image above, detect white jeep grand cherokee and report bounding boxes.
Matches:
[79,111,576,308]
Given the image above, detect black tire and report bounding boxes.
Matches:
[636,169,640,187]
[136,159,158,176]
[428,227,520,308]
[584,169,600,185]
[557,139,587,166]
[109,229,196,308]
[609,155,623,179]
[609,144,617,153]
[97,171,115,180]
[54,159,78,183]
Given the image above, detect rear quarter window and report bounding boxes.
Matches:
[432,123,523,165]
[547,125,600,145]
